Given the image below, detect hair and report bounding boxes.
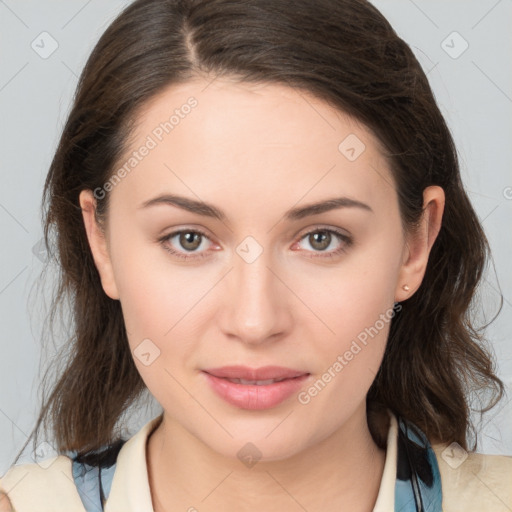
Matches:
[14,0,505,465]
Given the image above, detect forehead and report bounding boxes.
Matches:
[108,77,396,218]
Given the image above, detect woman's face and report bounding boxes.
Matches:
[81,77,437,461]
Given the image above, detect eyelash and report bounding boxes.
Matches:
[158,227,353,261]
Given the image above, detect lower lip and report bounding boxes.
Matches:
[202,372,310,410]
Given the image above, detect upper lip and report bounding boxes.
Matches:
[202,365,309,380]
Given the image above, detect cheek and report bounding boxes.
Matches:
[108,226,195,333]
[292,231,400,404]
[107,230,204,388]
[296,233,401,348]
[296,282,394,421]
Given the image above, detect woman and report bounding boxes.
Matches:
[1,0,510,510]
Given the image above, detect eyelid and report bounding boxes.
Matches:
[295,223,351,240]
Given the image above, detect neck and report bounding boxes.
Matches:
[146,405,386,512]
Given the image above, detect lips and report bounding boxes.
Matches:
[202,365,308,381]
[223,378,286,385]
[201,365,310,410]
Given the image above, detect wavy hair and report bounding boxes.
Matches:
[14,0,504,465]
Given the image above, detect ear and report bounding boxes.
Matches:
[395,185,445,302]
[79,189,120,300]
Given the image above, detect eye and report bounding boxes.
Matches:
[158,226,353,262]
[158,228,215,260]
[293,228,353,259]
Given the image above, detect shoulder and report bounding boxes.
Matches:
[432,442,512,512]
[0,417,160,512]
[0,455,86,512]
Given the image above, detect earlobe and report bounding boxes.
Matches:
[395,186,445,302]
[79,190,120,300]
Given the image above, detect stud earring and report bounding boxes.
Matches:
[402,284,410,291]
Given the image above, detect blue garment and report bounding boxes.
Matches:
[395,417,443,511]
[66,417,442,511]
[66,440,126,512]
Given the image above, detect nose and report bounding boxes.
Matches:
[217,248,292,346]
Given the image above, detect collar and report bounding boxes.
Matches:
[104,415,159,512]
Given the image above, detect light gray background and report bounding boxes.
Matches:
[0,0,511,472]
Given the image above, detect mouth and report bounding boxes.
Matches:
[219,377,292,385]
[202,365,308,381]
[201,366,311,410]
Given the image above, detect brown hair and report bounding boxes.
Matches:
[15,0,505,465]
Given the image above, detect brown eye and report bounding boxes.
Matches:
[159,228,214,261]
[308,231,332,251]
[294,227,353,259]
[179,231,202,251]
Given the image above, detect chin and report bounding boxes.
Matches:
[199,424,315,464]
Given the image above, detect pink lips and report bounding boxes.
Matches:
[202,365,310,410]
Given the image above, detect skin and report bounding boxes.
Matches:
[79,77,445,512]
[0,492,13,512]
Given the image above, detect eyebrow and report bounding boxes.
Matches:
[138,193,373,221]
